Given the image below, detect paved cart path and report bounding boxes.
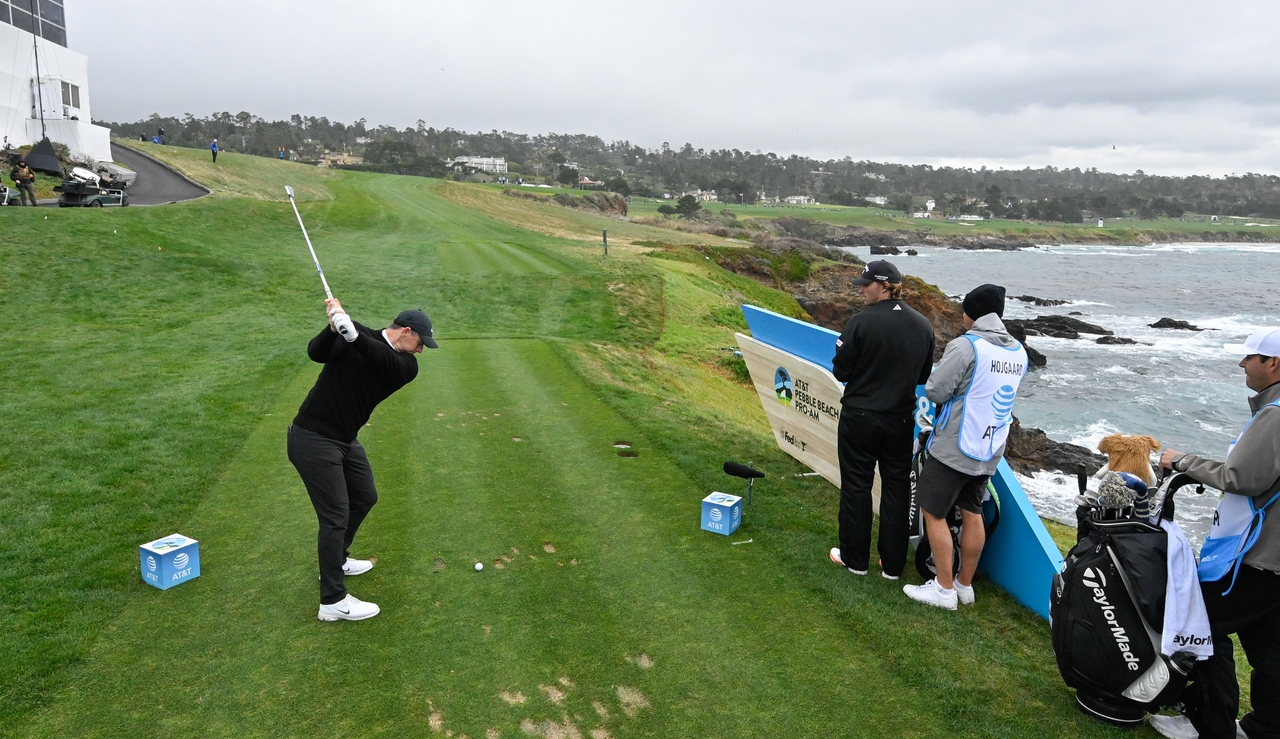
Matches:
[110,142,210,205]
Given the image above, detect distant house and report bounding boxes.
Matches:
[912,212,931,219]
[866,196,888,206]
[682,189,719,202]
[925,199,936,212]
[784,195,815,205]
[958,214,984,221]
[757,194,779,204]
[578,177,605,189]
[448,156,508,174]
[320,150,364,167]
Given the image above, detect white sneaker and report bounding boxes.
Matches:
[879,560,899,580]
[956,582,975,605]
[343,557,374,576]
[317,593,380,622]
[903,579,958,610]
[829,548,867,575]
[1238,719,1249,738]
[1149,715,1197,739]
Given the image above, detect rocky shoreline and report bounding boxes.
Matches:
[819,225,1280,250]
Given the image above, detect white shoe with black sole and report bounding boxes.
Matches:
[318,594,380,622]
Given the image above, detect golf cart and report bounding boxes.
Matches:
[92,161,136,188]
[56,167,128,207]
[0,184,18,205]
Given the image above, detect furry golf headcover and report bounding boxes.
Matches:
[1096,434,1161,486]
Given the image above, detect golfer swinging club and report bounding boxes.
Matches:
[288,299,438,621]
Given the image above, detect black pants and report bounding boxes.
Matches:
[837,408,914,575]
[1184,565,1280,739]
[211,150,217,162]
[287,425,378,605]
[17,181,35,205]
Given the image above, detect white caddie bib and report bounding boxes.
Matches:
[946,335,1028,461]
[1198,400,1280,588]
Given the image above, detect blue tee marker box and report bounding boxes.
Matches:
[140,534,200,590]
[701,492,742,535]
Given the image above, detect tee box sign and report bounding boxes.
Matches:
[735,332,844,488]
[701,492,743,535]
[140,534,200,590]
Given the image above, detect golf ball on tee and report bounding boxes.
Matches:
[475,562,483,571]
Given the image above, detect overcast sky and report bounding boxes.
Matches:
[71,0,1280,177]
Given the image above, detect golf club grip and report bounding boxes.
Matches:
[288,194,334,299]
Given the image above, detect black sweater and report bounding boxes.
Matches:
[831,299,935,416]
[292,321,419,443]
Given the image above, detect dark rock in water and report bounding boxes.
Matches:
[1097,336,1138,345]
[1005,315,1113,340]
[1149,317,1207,331]
[906,249,919,256]
[947,238,1034,251]
[1004,416,1106,477]
[1068,311,1083,316]
[869,244,902,255]
[1002,322,1047,367]
[1014,295,1069,306]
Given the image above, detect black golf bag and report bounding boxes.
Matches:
[907,429,1001,580]
[1049,472,1204,728]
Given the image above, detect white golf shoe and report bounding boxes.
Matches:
[343,557,374,576]
[829,548,868,575]
[317,594,380,622]
[1149,715,1198,739]
[903,579,958,610]
[956,582,976,605]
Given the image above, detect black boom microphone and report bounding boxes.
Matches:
[724,461,765,479]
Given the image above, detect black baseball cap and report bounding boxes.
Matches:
[851,260,902,285]
[393,309,439,349]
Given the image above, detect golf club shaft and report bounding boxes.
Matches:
[287,191,333,300]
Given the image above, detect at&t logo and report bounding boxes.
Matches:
[146,556,157,572]
[173,552,189,569]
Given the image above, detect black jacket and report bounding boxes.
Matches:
[831,299,935,415]
[292,321,419,443]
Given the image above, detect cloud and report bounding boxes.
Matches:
[70,0,1280,175]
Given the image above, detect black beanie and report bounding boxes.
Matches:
[962,284,1006,319]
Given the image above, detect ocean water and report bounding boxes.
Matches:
[840,242,1280,544]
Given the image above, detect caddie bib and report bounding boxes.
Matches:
[1197,399,1280,592]
[934,335,1028,461]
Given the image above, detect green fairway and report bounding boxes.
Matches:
[2,148,1189,737]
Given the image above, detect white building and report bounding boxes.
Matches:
[912,212,931,219]
[866,196,888,206]
[925,199,936,212]
[0,2,111,162]
[784,195,814,205]
[681,189,718,202]
[958,214,984,221]
[448,156,508,174]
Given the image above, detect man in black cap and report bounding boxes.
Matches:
[830,260,936,579]
[288,298,438,622]
[904,284,1027,610]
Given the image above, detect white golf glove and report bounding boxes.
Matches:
[332,311,358,342]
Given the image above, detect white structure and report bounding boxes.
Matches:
[0,5,112,162]
[784,195,814,205]
[448,156,508,174]
[912,212,931,219]
[866,195,888,206]
[682,189,718,202]
[925,199,936,212]
[958,214,984,221]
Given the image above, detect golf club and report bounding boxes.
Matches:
[286,185,356,341]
